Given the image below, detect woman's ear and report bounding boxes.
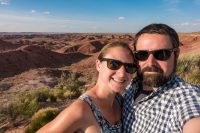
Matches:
[96,59,101,72]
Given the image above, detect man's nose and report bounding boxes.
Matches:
[145,54,157,65]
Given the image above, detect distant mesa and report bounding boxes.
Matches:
[77,41,106,54]
[0,39,22,52]
[179,34,200,45]
[57,40,106,54]
[56,44,83,53]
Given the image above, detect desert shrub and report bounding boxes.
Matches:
[49,93,57,102]
[185,69,200,86]
[0,102,18,121]
[177,53,200,86]
[0,90,40,122]
[25,107,59,133]
[55,84,64,90]
[56,72,85,99]
[8,92,39,119]
[55,88,65,100]
[63,89,81,99]
[35,88,50,102]
[15,93,39,117]
[177,54,199,74]
[0,107,10,132]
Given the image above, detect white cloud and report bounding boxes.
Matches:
[172,20,200,32]
[179,22,190,26]
[175,20,200,26]
[30,10,50,15]
[0,0,9,5]
[31,10,36,13]
[118,16,125,20]
[0,13,99,32]
[43,11,50,15]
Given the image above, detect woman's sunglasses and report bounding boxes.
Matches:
[99,58,137,74]
[133,48,178,61]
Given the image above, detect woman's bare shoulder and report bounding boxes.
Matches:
[67,99,92,119]
[36,99,93,133]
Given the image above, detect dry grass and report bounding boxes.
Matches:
[177,53,200,86]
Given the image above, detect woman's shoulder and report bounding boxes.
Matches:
[36,99,96,133]
[66,98,93,120]
[53,99,94,131]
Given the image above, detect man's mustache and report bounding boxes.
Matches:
[141,66,163,73]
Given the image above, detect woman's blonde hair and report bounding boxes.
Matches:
[98,41,135,62]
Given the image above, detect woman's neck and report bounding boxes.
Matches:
[87,84,116,108]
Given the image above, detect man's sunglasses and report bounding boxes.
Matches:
[99,58,137,74]
[133,48,178,61]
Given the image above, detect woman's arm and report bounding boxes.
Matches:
[183,117,200,133]
[36,100,90,133]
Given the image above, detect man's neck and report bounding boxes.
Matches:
[143,85,158,91]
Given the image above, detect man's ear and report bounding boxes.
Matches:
[96,60,101,72]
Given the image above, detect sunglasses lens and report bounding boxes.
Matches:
[135,49,174,61]
[135,51,149,61]
[154,50,171,60]
[107,60,121,70]
[101,58,137,74]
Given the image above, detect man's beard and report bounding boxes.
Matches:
[138,66,170,87]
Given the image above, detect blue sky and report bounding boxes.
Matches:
[0,0,200,33]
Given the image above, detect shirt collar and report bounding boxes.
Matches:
[132,74,183,101]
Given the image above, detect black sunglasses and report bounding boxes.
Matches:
[99,58,137,74]
[133,48,178,61]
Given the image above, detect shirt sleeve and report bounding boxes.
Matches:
[172,84,200,131]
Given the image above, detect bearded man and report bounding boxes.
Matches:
[123,23,200,133]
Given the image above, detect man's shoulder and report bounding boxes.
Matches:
[170,75,199,90]
[173,77,200,92]
[168,77,200,101]
[160,75,200,101]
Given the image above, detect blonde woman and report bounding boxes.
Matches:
[37,41,137,133]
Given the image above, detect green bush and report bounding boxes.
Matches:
[57,72,85,99]
[64,89,81,99]
[0,89,53,122]
[5,91,39,119]
[25,107,59,133]
[55,88,65,100]
[49,93,57,102]
[35,88,50,102]
[186,69,200,86]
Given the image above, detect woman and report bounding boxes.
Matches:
[37,41,137,133]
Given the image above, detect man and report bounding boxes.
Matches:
[123,23,200,133]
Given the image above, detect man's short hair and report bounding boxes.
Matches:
[133,23,180,50]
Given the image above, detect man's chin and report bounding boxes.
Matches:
[143,80,162,87]
[142,73,165,87]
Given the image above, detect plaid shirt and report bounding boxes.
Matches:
[123,75,200,133]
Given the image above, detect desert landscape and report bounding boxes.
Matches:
[0,32,200,132]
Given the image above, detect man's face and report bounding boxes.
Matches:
[136,33,177,87]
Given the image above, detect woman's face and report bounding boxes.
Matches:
[96,46,135,93]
